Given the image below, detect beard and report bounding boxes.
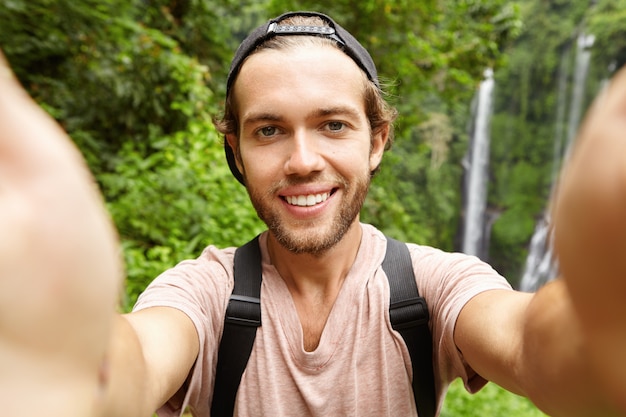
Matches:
[245,171,370,256]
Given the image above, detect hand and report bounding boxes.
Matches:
[553,65,626,413]
[0,51,122,416]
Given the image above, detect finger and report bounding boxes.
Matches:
[0,50,93,186]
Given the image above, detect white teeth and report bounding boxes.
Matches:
[286,192,330,207]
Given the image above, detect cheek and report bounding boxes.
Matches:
[239,144,279,180]
[332,148,372,176]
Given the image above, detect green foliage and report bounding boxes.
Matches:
[488,113,553,280]
[136,0,271,97]
[103,119,264,309]
[441,379,548,417]
[588,0,626,70]
[0,0,218,175]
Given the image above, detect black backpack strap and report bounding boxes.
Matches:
[211,235,263,417]
[383,237,436,417]
[211,235,436,417]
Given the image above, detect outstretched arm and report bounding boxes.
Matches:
[0,52,198,417]
[0,50,123,416]
[455,66,626,417]
[552,66,626,413]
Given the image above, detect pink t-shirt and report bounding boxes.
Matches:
[134,224,512,416]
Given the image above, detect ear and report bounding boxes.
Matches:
[225,133,244,173]
[369,124,389,172]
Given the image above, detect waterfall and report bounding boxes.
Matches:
[519,33,595,292]
[519,218,559,292]
[461,69,495,259]
[565,33,596,157]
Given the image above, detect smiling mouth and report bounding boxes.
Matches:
[283,190,335,207]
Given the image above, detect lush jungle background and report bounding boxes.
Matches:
[1,0,624,415]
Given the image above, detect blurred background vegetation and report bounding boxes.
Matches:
[1,1,624,415]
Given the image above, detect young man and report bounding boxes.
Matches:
[1,11,625,417]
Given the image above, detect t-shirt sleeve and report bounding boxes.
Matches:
[409,244,513,398]
[132,245,235,417]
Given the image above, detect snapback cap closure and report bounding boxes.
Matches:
[266,22,345,46]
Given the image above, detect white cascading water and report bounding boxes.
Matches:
[519,33,595,292]
[461,69,495,259]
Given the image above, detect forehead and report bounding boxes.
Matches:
[232,44,368,114]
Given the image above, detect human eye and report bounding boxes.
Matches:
[256,125,280,138]
[325,121,346,132]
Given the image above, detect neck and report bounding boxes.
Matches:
[267,222,362,297]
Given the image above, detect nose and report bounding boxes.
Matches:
[284,130,325,176]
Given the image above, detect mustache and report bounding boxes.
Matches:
[267,173,349,194]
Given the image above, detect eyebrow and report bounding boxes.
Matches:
[241,112,283,129]
[312,106,363,122]
[242,106,362,128]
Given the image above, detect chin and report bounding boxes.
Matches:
[270,218,358,256]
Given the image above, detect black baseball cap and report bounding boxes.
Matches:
[224,11,379,185]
